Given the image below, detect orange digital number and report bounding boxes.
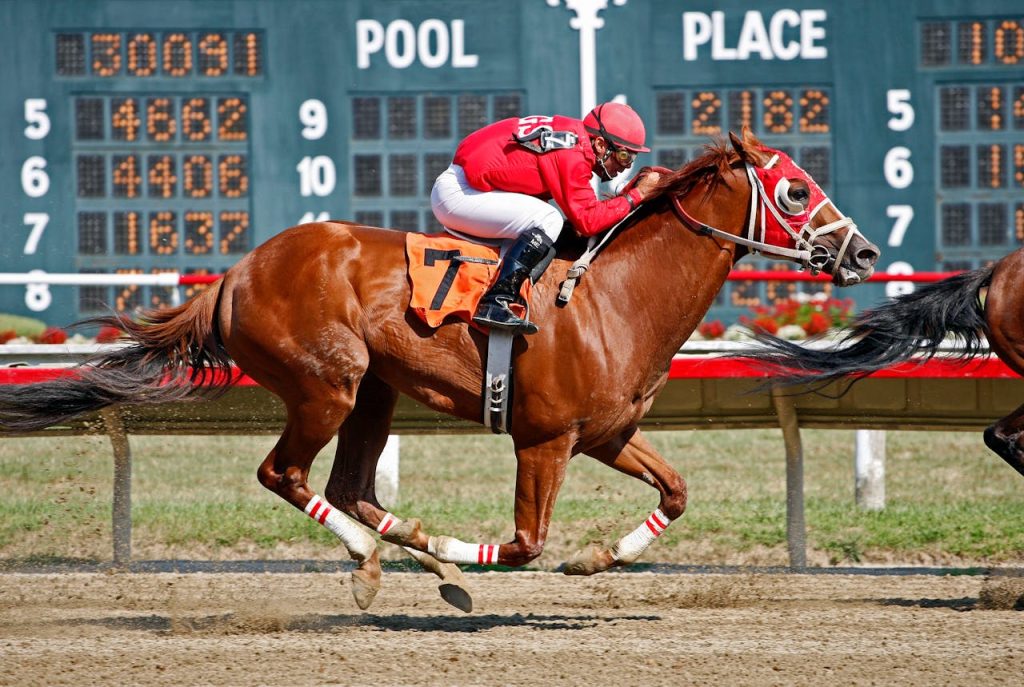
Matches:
[182,97,212,141]
[979,86,1004,131]
[198,33,228,76]
[111,97,140,142]
[162,32,194,76]
[219,211,249,254]
[731,89,756,132]
[149,211,178,255]
[994,20,1024,65]
[218,155,248,197]
[217,97,248,141]
[690,91,721,136]
[146,97,176,142]
[183,155,213,198]
[799,90,830,133]
[964,21,985,65]
[235,32,261,76]
[126,33,157,76]
[148,155,178,198]
[184,211,215,255]
[764,265,797,304]
[114,269,143,312]
[150,269,177,309]
[981,144,1005,189]
[112,155,142,198]
[183,270,212,299]
[91,33,122,76]
[114,211,142,256]
[762,90,794,134]
[1014,144,1024,189]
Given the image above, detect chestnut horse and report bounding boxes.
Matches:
[0,129,878,611]
[743,246,1024,480]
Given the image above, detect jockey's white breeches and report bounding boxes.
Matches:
[430,164,564,242]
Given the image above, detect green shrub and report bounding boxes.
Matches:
[0,313,47,339]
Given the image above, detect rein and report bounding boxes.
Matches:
[557,156,864,305]
[670,161,859,274]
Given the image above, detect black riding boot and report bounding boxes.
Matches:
[473,228,555,335]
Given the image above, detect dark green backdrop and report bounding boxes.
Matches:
[2,0,1022,325]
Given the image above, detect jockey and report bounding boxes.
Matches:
[431,102,662,335]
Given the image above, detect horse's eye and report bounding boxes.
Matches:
[790,186,810,203]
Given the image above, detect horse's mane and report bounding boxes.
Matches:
[649,139,739,203]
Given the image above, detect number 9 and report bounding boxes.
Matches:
[299,99,327,140]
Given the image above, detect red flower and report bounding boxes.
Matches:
[804,311,831,335]
[698,319,726,339]
[96,326,124,343]
[0,330,16,344]
[37,327,68,344]
[750,316,779,335]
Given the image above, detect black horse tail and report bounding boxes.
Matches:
[0,280,233,432]
[743,265,996,389]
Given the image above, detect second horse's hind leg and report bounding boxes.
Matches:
[324,373,473,612]
[984,402,1024,478]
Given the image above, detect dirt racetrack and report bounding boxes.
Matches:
[1,570,1022,686]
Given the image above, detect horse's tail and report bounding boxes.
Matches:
[743,265,995,389]
[0,280,232,432]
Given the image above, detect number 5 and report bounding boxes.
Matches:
[24,99,50,140]
[886,89,914,132]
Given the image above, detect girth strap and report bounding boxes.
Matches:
[483,329,515,433]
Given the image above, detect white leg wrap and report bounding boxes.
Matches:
[305,495,376,562]
[427,535,500,565]
[610,509,671,564]
[376,512,400,535]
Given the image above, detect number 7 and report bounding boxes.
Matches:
[424,248,463,310]
[23,213,49,255]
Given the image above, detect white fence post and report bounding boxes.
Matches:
[855,429,886,510]
[375,435,400,506]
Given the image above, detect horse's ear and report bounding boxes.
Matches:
[729,130,753,165]
[741,125,761,148]
[731,126,766,165]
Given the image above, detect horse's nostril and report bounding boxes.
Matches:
[857,246,880,266]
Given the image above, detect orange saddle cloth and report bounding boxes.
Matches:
[405,233,532,328]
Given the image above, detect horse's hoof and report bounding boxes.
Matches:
[437,562,473,613]
[439,583,473,613]
[381,518,422,547]
[563,545,613,576]
[349,549,382,610]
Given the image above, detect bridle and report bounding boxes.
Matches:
[669,156,861,275]
[556,154,864,306]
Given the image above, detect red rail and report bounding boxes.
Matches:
[723,271,958,282]
[178,270,960,286]
[1,354,1015,386]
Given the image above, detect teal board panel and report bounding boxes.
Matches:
[1,0,1023,328]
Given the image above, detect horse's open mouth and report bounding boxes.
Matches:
[834,263,874,286]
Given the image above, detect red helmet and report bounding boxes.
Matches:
[583,102,650,153]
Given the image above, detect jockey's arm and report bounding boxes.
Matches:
[538,153,639,237]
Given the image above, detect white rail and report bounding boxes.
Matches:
[0,271,184,285]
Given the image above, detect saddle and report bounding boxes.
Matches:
[405,233,533,329]
[405,232,538,434]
